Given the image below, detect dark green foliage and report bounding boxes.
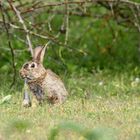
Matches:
[0,1,140,76]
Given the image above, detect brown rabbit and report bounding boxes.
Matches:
[19,46,68,107]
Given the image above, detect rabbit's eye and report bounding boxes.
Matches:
[31,63,35,68]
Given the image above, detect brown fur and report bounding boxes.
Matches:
[20,46,68,106]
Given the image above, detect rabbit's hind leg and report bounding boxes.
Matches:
[47,95,62,105]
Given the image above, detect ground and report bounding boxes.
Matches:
[0,70,140,140]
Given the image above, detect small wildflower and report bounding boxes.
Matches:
[99,81,103,86]
[131,77,140,87]
[26,129,31,133]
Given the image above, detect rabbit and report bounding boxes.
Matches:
[19,46,68,107]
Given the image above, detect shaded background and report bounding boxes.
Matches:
[0,0,140,86]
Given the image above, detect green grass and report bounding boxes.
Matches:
[0,70,140,140]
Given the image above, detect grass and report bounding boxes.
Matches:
[0,69,140,140]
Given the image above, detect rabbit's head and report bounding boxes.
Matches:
[20,46,47,80]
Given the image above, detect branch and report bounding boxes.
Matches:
[18,0,140,31]
[21,0,140,14]
[130,6,140,32]
[0,2,16,87]
[0,20,87,55]
[8,0,33,57]
[64,0,69,45]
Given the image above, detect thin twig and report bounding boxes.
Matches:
[64,0,69,45]
[45,32,60,48]
[0,2,16,87]
[130,6,140,32]
[8,0,33,57]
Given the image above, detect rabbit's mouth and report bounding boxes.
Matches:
[20,70,34,80]
[24,76,32,80]
[27,76,35,80]
[23,75,34,80]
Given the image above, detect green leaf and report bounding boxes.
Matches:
[0,95,12,104]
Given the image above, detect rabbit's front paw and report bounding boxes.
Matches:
[22,99,31,107]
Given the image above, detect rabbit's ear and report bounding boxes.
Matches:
[33,46,47,63]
